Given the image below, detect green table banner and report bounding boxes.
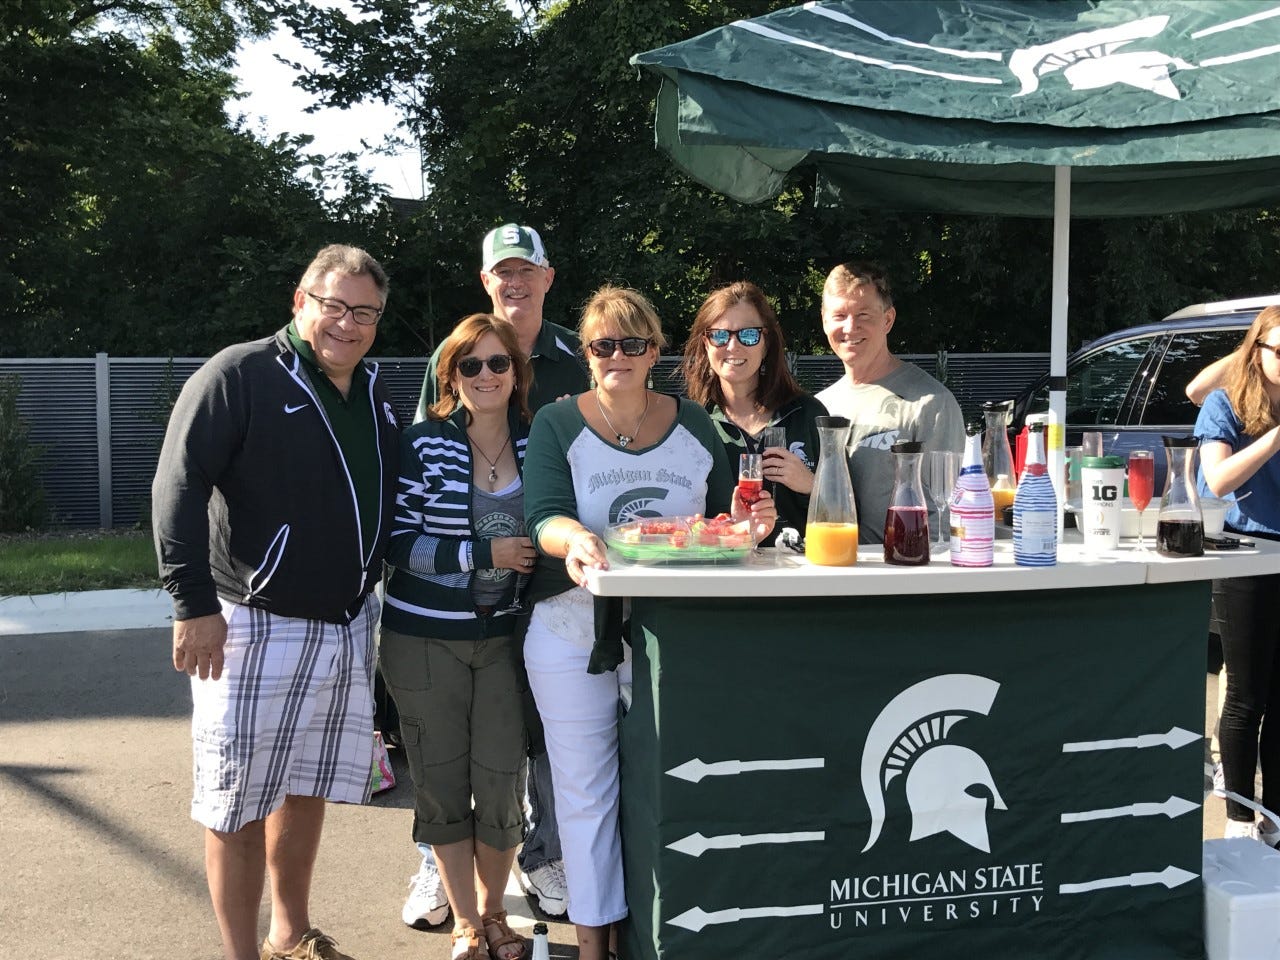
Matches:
[620,582,1207,960]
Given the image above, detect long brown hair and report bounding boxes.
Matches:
[681,281,804,412]
[428,314,533,424]
[1226,305,1280,436]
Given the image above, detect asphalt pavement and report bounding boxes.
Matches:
[0,590,1236,959]
[0,591,579,960]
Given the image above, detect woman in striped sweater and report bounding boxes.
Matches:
[380,313,536,960]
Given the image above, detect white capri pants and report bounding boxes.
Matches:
[524,589,632,927]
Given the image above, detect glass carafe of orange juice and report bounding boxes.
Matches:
[805,416,859,565]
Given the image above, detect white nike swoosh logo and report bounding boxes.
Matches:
[284,403,309,414]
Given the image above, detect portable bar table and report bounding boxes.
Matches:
[585,537,1280,960]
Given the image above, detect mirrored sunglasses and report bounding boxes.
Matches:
[588,337,652,358]
[705,327,764,347]
[457,354,513,378]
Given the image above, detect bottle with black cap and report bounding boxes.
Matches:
[532,922,550,960]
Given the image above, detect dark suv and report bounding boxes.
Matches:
[1010,295,1280,488]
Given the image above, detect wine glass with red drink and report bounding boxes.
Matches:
[1127,449,1155,551]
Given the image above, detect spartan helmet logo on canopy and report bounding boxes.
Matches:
[861,674,1006,855]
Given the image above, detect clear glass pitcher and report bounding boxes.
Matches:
[884,440,930,565]
[982,400,1016,516]
[805,416,859,565]
[1156,435,1203,557]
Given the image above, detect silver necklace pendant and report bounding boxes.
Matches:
[596,389,650,450]
[488,465,498,483]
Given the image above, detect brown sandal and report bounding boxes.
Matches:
[481,910,528,960]
[451,927,490,960]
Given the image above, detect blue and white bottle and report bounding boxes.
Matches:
[1012,425,1058,566]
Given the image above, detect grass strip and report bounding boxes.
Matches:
[0,531,158,596]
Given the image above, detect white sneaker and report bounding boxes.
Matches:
[402,861,450,929]
[1224,818,1261,841]
[519,859,569,917]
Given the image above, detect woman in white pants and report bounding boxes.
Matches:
[522,286,775,960]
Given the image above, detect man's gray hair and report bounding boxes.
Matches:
[298,245,390,303]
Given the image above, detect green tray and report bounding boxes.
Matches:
[604,519,752,565]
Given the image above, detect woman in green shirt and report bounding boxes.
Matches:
[682,280,827,545]
[522,286,775,960]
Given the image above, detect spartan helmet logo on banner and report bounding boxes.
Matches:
[861,674,1006,854]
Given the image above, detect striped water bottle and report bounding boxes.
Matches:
[951,432,994,567]
[1012,424,1058,566]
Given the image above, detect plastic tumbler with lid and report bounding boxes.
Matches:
[1080,455,1125,552]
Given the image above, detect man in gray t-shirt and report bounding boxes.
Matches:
[815,261,965,543]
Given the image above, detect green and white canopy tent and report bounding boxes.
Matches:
[633,0,1280,488]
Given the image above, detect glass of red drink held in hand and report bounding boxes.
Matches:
[1127,449,1155,551]
[738,452,765,549]
[738,453,764,506]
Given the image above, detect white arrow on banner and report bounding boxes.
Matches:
[667,903,824,932]
[666,830,825,858]
[1061,726,1200,753]
[1060,795,1200,824]
[1059,865,1198,895]
[665,757,825,783]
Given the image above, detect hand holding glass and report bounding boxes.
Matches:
[1127,449,1155,551]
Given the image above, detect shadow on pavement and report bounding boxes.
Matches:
[0,761,209,900]
[0,627,187,723]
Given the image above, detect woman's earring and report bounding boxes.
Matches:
[589,373,596,390]
[647,367,654,390]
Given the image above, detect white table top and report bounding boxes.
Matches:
[584,532,1280,598]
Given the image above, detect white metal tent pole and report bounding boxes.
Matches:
[1048,165,1070,538]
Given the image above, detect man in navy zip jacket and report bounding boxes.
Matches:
[153,245,399,960]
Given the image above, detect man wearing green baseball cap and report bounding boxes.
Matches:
[414,223,587,419]
[401,225,586,932]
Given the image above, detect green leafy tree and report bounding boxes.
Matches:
[1,0,386,357]
[0,376,49,531]
[14,0,1275,360]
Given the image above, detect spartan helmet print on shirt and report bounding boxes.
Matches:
[609,487,670,523]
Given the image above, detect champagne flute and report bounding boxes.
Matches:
[738,453,764,549]
[924,450,959,547]
[1127,449,1155,552]
[738,453,764,506]
[758,427,787,495]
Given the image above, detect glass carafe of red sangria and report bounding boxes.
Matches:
[884,440,930,565]
[1156,436,1203,557]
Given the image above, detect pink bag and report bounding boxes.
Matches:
[370,731,396,795]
